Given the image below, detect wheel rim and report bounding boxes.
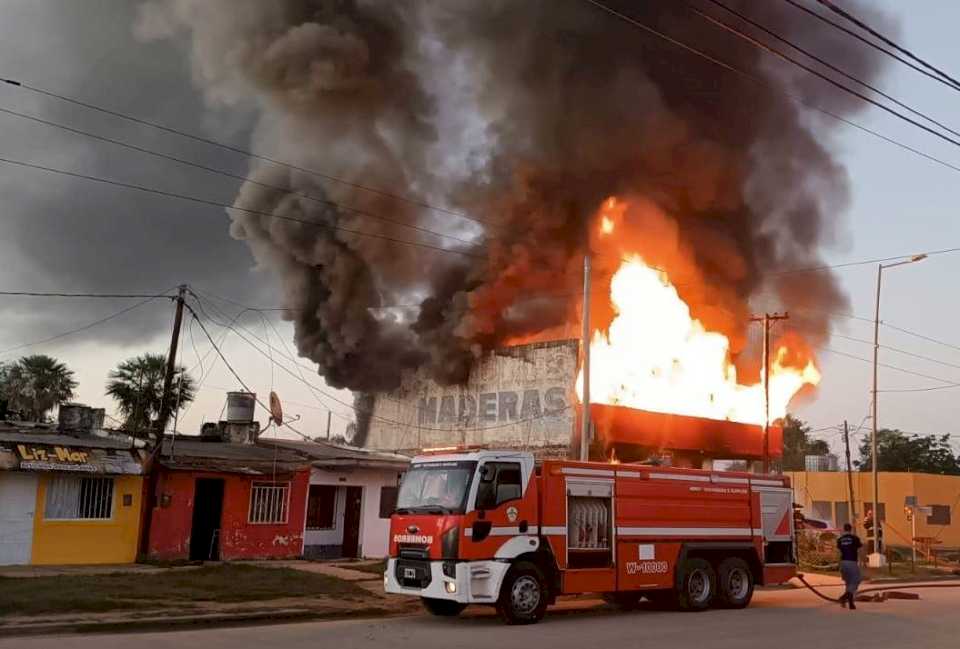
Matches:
[511,575,541,615]
[727,567,749,600]
[688,568,711,604]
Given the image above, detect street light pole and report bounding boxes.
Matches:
[870,254,926,567]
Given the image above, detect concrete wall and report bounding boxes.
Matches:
[786,471,960,549]
[364,340,578,453]
[148,469,309,561]
[0,472,37,565]
[31,474,143,565]
[304,467,402,559]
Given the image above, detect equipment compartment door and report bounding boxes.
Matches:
[758,488,793,542]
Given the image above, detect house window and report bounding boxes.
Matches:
[835,501,851,527]
[811,501,833,525]
[306,485,337,529]
[379,486,398,519]
[249,482,290,524]
[927,504,951,526]
[44,475,114,520]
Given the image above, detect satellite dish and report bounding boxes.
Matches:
[269,391,284,426]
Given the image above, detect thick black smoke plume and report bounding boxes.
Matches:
[136,0,895,391]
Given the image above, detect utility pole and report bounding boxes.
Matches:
[870,255,925,566]
[842,420,857,535]
[326,410,332,440]
[156,285,187,438]
[580,251,592,462]
[750,312,789,473]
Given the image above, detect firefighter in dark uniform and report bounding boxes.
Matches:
[837,523,862,609]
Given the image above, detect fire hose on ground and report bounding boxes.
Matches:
[795,573,960,604]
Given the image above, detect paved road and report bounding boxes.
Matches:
[5,587,958,649]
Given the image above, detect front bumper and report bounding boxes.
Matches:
[384,558,510,604]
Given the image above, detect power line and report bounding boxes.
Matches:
[0,154,485,260]
[183,302,314,440]
[0,290,174,298]
[0,78,499,231]
[0,293,170,356]
[780,0,960,92]
[812,0,960,91]
[188,290,573,434]
[789,305,960,356]
[0,104,480,248]
[687,2,960,151]
[699,0,960,140]
[581,0,960,178]
[818,345,960,385]
[793,325,960,373]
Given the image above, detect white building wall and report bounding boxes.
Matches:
[0,472,38,565]
[364,340,579,453]
[303,466,403,559]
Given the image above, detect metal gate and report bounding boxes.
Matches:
[0,472,38,565]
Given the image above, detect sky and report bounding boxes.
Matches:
[1,1,959,457]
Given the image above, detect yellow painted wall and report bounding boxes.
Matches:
[31,474,144,565]
[786,471,960,549]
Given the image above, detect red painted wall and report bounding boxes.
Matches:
[147,467,309,560]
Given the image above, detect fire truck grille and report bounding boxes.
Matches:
[395,557,431,589]
[398,544,429,560]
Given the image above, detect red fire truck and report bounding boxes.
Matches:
[385,449,796,624]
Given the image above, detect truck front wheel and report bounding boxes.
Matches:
[716,558,754,608]
[677,558,716,611]
[497,561,548,625]
[421,598,467,617]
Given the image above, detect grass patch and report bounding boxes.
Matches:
[0,564,370,617]
[344,560,387,576]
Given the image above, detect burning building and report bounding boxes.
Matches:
[138,2,895,460]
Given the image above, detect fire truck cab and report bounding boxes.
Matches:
[385,449,796,624]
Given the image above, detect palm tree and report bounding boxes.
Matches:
[106,353,196,434]
[2,355,78,421]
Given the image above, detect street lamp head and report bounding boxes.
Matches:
[910,254,928,262]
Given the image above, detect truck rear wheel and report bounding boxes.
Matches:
[716,558,754,608]
[677,558,716,611]
[421,598,467,617]
[496,561,548,625]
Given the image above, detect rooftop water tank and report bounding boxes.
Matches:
[226,391,256,423]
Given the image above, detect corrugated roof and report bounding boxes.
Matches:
[258,438,409,468]
[0,428,136,450]
[157,435,310,475]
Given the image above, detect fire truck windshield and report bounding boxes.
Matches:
[395,461,477,514]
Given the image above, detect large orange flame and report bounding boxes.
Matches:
[576,200,820,426]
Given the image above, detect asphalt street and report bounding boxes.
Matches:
[5,586,958,649]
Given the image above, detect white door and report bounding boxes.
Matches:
[0,472,38,565]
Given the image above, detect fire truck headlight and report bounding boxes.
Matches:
[444,580,457,594]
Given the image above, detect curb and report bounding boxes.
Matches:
[0,606,396,638]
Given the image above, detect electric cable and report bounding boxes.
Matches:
[0,77,498,231]
[812,0,960,91]
[0,104,480,248]
[699,0,960,140]
[581,0,960,177]
[0,154,485,260]
[0,293,171,357]
[780,0,960,92]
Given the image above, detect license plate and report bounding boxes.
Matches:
[404,568,417,579]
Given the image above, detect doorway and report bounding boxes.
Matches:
[190,478,224,561]
[341,487,363,558]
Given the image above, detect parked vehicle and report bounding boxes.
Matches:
[385,448,796,624]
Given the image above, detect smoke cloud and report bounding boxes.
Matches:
[135,0,895,391]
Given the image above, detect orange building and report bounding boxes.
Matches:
[786,471,960,551]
